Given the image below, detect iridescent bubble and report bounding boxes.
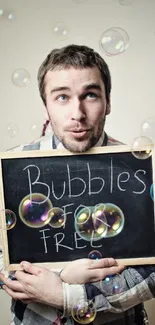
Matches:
[52,22,69,40]
[19,193,53,228]
[150,184,154,201]
[75,206,107,241]
[48,207,66,228]
[140,117,155,144]
[6,123,18,138]
[131,136,153,159]
[88,250,102,260]
[96,203,125,238]
[12,69,30,87]
[100,274,125,295]
[5,209,17,230]
[100,27,130,56]
[71,300,96,324]
[118,0,134,5]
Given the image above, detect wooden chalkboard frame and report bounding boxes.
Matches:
[0,144,155,271]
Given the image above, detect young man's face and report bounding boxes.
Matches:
[44,66,111,152]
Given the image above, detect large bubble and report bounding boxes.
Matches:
[75,205,108,241]
[131,136,153,159]
[100,27,130,56]
[100,274,126,295]
[71,300,96,324]
[19,193,53,228]
[99,203,125,238]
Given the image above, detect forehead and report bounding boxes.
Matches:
[44,66,105,91]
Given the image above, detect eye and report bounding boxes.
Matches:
[86,92,98,99]
[57,94,68,101]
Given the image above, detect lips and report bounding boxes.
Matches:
[68,129,90,139]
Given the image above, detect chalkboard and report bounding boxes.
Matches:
[0,145,155,271]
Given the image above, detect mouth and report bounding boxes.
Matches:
[67,129,90,139]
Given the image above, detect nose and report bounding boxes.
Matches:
[70,99,86,122]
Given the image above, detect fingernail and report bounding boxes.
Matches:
[20,261,29,267]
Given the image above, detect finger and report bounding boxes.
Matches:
[20,261,44,276]
[3,285,31,300]
[90,265,125,281]
[0,274,24,292]
[88,258,119,269]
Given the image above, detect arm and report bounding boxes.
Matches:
[62,264,155,315]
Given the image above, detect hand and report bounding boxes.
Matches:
[0,261,63,308]
[60,258,125,284]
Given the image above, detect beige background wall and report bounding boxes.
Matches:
[0,0,155,323]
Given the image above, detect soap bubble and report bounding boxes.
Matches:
[97,203,125,238]
[131,136,153,159]
[75,205,107,241]
[52,22,69,40]
[71,300,96,324]
[8,12,15,21]
[5,209,17,230]
[48,207,66,228]
[118,0,134,5]
[19,193,53,228]
[140,117,155,144]
[100,27,130,56]
[150,184,154,201]
[100,274,125,295]
[12,69,30,87]
[29,124,40,137]
[88,250,102,260]
[6,124,18,138]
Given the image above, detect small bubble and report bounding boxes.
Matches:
[150,184,154,201]
[88,250,102,260]
[140,117,155,144]
[131,136,153,159]
[118,0,134,5]
[71,300,96,324]
[48,207,66,228]
[6,124,18,138]
[19,193,53,228]
[52,22,69,40]
[12,69,30,87]
[5,209,17,230]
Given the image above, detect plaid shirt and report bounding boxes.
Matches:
[0,132,153,325]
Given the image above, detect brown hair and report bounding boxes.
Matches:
[37,44,112,106]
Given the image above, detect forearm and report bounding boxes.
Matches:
[85,266,155,313]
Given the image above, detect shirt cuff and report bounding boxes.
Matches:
[62,282,87,317]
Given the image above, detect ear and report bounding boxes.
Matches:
[105,102,111,115]
[44,109,50,121]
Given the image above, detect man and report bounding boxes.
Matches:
[0,44,153,325]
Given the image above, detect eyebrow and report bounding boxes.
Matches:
[50,83,102,94]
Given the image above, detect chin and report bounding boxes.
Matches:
[63,139,93,153]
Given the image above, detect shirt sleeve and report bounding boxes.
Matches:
[62,266,155,316]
